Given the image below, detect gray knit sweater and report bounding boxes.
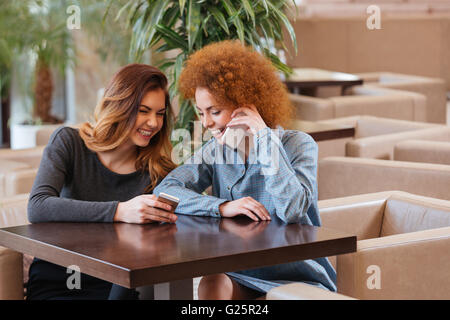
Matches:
[28,127,150,223]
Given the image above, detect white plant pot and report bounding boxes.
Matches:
[10,123,63,150]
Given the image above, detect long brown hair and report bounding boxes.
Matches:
[79,64,176,192]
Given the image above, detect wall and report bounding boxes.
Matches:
[284,15,450,89]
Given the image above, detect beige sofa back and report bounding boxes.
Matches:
[347,126,450,159]
[289,85,427,122]
[357,72,448,123]
[394,140,450,165]
[315,116,439,159]
[318,157,450,200]
[0,147,44,168]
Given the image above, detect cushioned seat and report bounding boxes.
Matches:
[267,282,356,300]
[0,194,30,300]
[267,191,450,299]
[319,191,450,299]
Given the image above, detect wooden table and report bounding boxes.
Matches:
[288,119,355,141]
[285,68,363,96]
[0,215,356,299]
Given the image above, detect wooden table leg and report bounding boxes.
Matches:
[153,278,194,300]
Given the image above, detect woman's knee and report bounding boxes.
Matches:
[198,274,233,300]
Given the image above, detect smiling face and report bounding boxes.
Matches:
[195,87,235,143]
[129,88,167,147]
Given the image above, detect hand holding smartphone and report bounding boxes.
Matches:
[157,192,179,212]
[220,112,252,149]
[220,126,247,149]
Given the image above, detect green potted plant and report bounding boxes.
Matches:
[112,0,298,132]
[3,0,138,149]
[1,1,76,148]
[0,1,33,146]
[25,0,76,124]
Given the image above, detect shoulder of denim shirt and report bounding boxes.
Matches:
[266,126,317,147]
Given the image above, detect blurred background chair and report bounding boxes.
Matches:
[313,115,442,159]
[0,147,44,197]
[318,191,450,300]
[0,194,30,300]
[35,125,62,147]
[0,146,44,168]
[267,282,356,300]
[318,157,450,200]
[394,139,450,165]
[356,72,447,124]
[289,85,427,122]
[343,123,450,160]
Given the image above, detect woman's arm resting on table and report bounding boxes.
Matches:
[154,142,230,217]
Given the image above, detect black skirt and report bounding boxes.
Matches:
[26,258,138,300]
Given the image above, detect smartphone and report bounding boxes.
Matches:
[220,126,248,149]
[157,192,179,212]
[220,112,250,149]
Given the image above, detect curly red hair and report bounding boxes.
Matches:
[179,40,293,128]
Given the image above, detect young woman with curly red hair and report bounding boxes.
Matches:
[154,41,336,299]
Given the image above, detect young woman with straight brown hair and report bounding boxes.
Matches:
[26,64,177,300]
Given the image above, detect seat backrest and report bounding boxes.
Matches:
[394,140,450,165]
[381,198,450,237]
[0,160,30,172]
[0,161,32,198]
[35,125,63,146]
[346,126,450,159]
[0,194,30,228]
[320,198,386,241]
[355,116,435,139]
[0,147,45,169]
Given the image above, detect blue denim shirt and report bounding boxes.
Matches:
[154,127,337,292]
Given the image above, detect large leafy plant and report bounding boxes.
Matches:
[0,0,76,125]
[112,0,298,131]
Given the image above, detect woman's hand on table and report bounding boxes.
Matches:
[219,197,271,221]
[114,194,177,224]
[227,104,268,135]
